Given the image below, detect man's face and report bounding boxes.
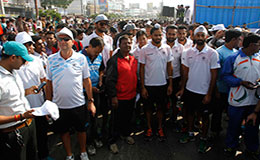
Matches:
[13,55,26,70]
[166,28,178,43]
[45,34,56,46]
[84,23,89,29]
[119,38,132,53]
[233,36,243,49]
[57,34,73,51]
[146,27,152,36]
[177,29,187,41]
[151,29,163,44]
[95,20,109,33]
[89,45,103,57]
[35,39,45,53]
[77,33,83,41]
[194,32,207,46]
[23,23,29,32]
[137,35,148,48]
[251,40,260,54]
[25,42,35,54]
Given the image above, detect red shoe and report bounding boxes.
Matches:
[144,128,153,141]
[158,128,166,141]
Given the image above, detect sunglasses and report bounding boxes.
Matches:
[57,37,71,42]
[99,22,108,26]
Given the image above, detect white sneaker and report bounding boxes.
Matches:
[80,152,89,160]
[66,154,74,160]
[87,145,96,155]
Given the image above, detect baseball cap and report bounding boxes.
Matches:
[123,23,138,31]
[15,31,34,44]
[55,27,74,40]
[3,41,33,62]
[95,14,108,23]
[209,24,226,32]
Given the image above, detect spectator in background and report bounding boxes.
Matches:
[210,29,242,138]
[16,16,24,32]
[45,31,57,55]
[81,37,104,156]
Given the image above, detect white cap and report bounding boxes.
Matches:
[55,27,74,40]
[209,24,226,31]
[154,23,161,29]
[95,14,108,23]
[15,31,34,44]
[194,25,208,35]
[36,26,42,29]
[234,27,242,32]
[146,21,152,25]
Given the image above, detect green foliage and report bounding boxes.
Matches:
[39,9,62,21]
[40,0,73,9]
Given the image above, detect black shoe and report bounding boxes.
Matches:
[224,147,236,157]
[245,149,260,160]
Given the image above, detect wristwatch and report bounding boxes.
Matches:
[88,98,94,103]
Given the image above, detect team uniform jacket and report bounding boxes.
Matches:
[222,50,260,107]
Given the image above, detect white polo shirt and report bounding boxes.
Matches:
[176,38,193,51]
[17,55,46,108]
[82,31,113,67]
[164,41,184,78]
[182,44,220,95]
[139,41,174,86]
[0,66,30,129]
[33,51,48,69]
[46,51,90,109]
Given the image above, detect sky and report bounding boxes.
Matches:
[125,0,194,10]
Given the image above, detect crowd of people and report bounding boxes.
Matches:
[0,13,260,160]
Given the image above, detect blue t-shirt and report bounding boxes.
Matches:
[81,49,102,87]
[216,45,238,93]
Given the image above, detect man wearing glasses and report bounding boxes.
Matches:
[15,31,49,159]
[46,27,95,160]
[0,41,38,160]
[82,14,113,68]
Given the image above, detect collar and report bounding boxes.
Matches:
[238,49,253,58]
[148,41,164,49]
[0,65,13,75]
[58,50,76,60]
[193,44,209,54]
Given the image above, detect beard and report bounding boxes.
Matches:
[97,28,107,33]
[196,39,205,46]
[167,38,176,43]
[152,38,161,44]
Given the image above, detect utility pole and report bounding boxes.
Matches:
[35,0,39,19]
[0,0,5,15]
[94,0,96,14]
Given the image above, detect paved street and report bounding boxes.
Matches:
[47,115,249,160]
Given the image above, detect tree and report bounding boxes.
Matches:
[39,9,62,21]
[40,0,73,10]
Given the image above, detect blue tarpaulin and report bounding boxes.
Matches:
[194,0,260,28]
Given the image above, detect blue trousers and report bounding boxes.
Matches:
[225,105,259,152]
